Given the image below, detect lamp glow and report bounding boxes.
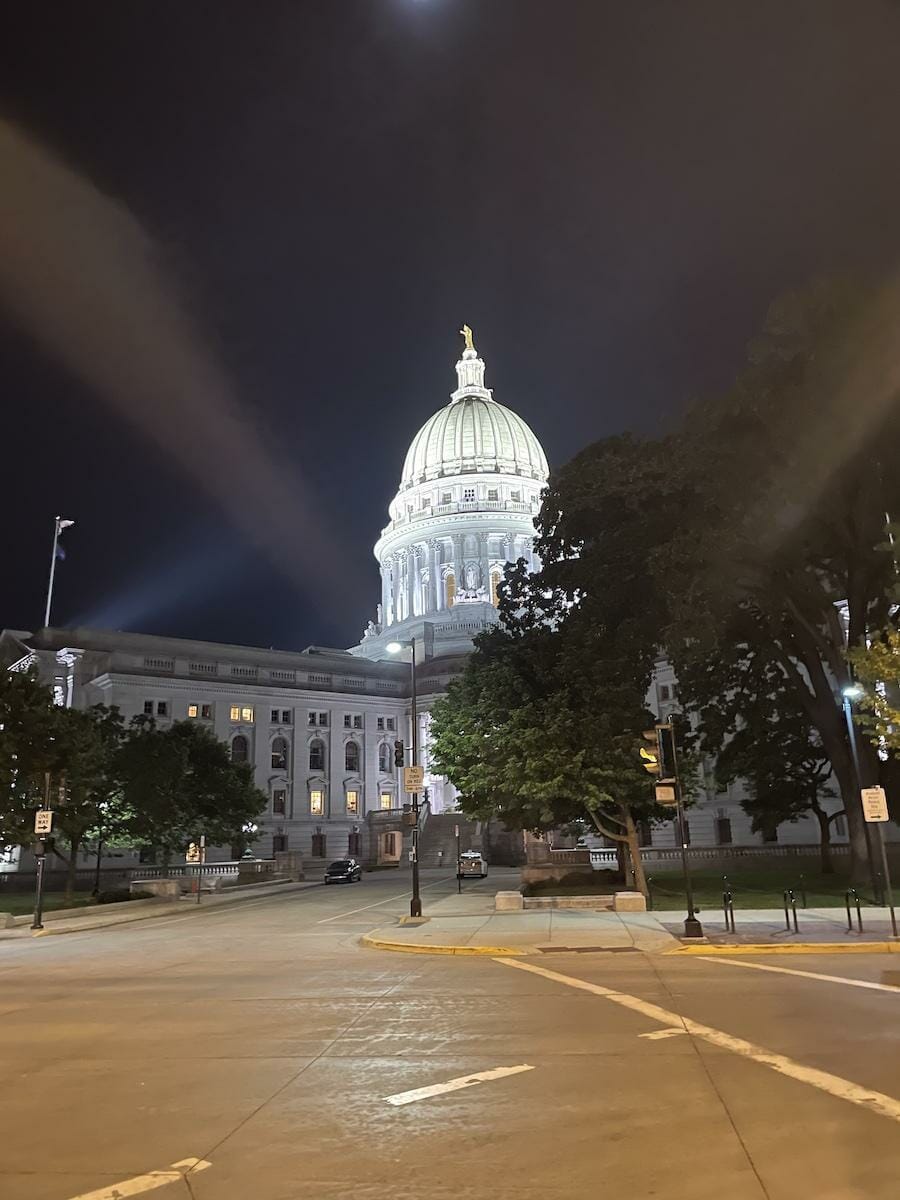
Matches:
[386,641,403,654]
[842,685,864,699]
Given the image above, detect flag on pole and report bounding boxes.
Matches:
[57,518,75,532]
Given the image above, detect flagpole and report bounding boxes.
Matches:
[44,516,61,629]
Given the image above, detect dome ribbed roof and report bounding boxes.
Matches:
[399,396,549,492]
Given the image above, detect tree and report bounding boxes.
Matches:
[430,563,670,896]
[117,718,266,866]
[536,279,900,883]
[849,627,900,755]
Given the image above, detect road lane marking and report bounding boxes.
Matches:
[695,955,900,994]
[496,958,900,1124]
[316,875,456,924]
[640,1028,686,1040]
[384,1064,534,1106]
[67,1157,211,1199]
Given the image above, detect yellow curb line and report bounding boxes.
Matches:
[673,941,900,956]
[360,933,536,956]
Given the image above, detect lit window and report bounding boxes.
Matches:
[273,789,286,816]
[353,714,363,730]
[380,792,393,810]
[463,488,475,501]
[201,704,212,720]
[157,702,168,717]
[377,717,384,731]
[310,790,324,816]
[345,741,360,773]
[231,705,254,723]
[188,704,199,719]
[346,790,359,814]
[143,700,153,715]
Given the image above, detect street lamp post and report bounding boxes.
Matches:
[387,639,422,918]
[841,685,882,903]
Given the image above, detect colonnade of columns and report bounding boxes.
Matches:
[379,532,537,627]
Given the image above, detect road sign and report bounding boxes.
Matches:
[654,784,677,807]
[404,765,425,792]
[861,786,889,823]
[34,810,54,835]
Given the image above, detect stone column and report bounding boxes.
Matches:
[380,562,391,626]
[391,553,402,624]
[451,534,464,594]
[429,540,442,613]
[405,547,416,620]
[478,532,490,598]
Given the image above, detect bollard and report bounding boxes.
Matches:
[783,889,799,934]
[722,887,736,934]
[646,876,654,911]
[845,888,863,934]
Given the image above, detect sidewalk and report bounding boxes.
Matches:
[362,896,900,956]
[0,878,319,941]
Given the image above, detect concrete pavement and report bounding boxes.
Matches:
[2,868,899,1199]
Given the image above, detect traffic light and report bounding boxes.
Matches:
[657,723,678,780]
[640,730,661,775]
[394,739,405,767]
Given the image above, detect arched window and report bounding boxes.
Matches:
[345,740,360,773]
[378,742,392,774]
[231,734,249,763]
[446,571,456,609]
[271,736,288,771]
[309,738,325,772]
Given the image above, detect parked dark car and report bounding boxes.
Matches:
[324,858,363,884]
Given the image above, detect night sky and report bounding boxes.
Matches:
[2,1,900,651]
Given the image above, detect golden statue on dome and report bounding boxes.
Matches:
[459,324,475,352]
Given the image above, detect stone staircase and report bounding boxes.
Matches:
[417,813,481,868]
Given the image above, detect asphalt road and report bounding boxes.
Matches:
[2,868,899,1200]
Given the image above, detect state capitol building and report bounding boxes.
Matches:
[2,333,850,869]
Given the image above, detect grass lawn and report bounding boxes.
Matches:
[0,891,96,917]
[524,863,877,910]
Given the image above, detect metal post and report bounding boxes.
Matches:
[32,842,47,930]
[409,642,422,918]
[196,834,206,905]
[44,516,61,628]
[799,873,807,909]
[666,720,702,939]
[874,823,898,938]
[455,823,461,894]
[843,696,881,903]
[92,835,103,898]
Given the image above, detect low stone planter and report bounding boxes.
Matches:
[495,891,524,911]
[612,891,647,912]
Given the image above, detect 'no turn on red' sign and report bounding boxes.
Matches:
[861,787,889,823]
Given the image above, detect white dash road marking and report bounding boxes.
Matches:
[384,1064,534,1106]
[695,955,900,995]
[496,957,900,1125]
[640,1028,686,1040]
[67,1157,211,1200]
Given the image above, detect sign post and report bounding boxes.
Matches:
[862,787,897,938]
[455,824,461,894]
[31,811,54,931]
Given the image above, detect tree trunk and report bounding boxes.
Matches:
[829,755,872,886]
[811,804,834,875]
[623,808,648,898]
[65,835,82,902]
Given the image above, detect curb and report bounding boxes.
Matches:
[360,933,536,956]
[673,941,900,956]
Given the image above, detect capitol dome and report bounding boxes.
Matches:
[399,390,548,493]
[354,329,549,663]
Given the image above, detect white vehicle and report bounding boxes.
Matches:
[457,851,488,879]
